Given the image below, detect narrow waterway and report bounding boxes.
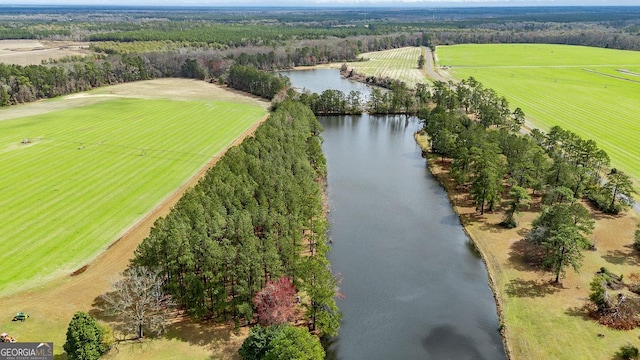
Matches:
[283,70,506,359]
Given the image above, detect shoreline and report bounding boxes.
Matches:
[414,131,513,360]
[414,130,640,359]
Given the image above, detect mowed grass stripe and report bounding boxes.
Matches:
[0,98,266,295]
[439,43,640,67]
[347,46,425,86]
[3,102,255,286]
[477,68,640,178]
[439,44,640,186]
[4,110,157,264]
[5,102,243,244]
[473,70,640,178]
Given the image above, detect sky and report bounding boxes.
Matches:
[1,0,639,6]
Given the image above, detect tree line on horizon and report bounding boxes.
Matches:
[3,5,640,108]
[0,33,423,106]
[3,6,639,51]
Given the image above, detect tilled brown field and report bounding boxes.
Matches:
[0,40,89,66]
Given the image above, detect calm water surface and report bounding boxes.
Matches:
[284,70,506,360]
[282,69,372,97]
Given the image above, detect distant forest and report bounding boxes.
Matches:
[1,6,640,106]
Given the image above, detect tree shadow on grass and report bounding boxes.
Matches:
[508,238,546,271]
[590,210,623,222]
[89,292,118,322]
[105,339,157,359]
[564,304,593,322]
[602,245,640,266]
[516,228,530,238]
[459,211,484,226]
[88,292,242,359]
[479,221,506,234]
[505,278,562,298]
[163,318,233,347]
[164,318,243,360]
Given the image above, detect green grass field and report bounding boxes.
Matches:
[0,97,266,296]
[438,44,640,187]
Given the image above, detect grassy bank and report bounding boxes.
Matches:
[415,132,640,359]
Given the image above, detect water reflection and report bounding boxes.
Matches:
[422,325,487,360]
[281,69,372,98]
[284,69,506,360]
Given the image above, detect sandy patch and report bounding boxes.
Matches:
[0,79,269,122]
[90,78,270,107]
[0,39,89,66]
[0,39,45,50]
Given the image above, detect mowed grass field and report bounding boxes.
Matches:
[347,46,425,87]
[0,95,266,296]
[437,44,640,188]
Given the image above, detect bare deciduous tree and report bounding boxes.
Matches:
[101,266,175,339]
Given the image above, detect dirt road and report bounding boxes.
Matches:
[424,47,450,83]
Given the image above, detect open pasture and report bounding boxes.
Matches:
[438,44,640,186]
[347,46,425,87]
[0,94,266,296]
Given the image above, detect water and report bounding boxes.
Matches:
[285,69,506,360]
[281,69,372,97]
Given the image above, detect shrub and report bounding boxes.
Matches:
[239,325,281,360]
[587,187,622,214]
[239,324,324,360]
[264,325,325,360]
[589,274,610,311]
[499,215,517,229]
[618,343,640,360]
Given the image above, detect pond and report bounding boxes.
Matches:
[283,69,506,359]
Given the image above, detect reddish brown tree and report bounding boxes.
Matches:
[253,277,297,326]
